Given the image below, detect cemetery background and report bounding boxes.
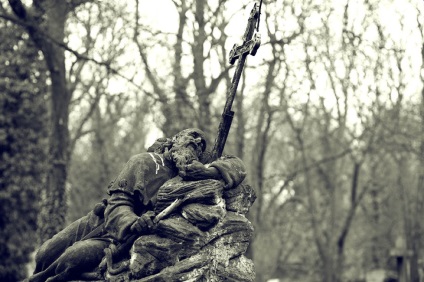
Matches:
[0,0,424,281]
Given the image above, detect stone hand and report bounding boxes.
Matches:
[130,211,156,235]
[181,160,220,180]
[93,198,108,217]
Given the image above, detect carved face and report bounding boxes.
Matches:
[168,128,206,172]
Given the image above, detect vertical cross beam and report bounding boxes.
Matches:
[211,2,262,160]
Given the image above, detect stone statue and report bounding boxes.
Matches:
[27,128,255,282]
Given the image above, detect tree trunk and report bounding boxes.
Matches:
[8,0,72,242]
[36,4,72,243]
[38,34,72,243]
[193,0,212,139]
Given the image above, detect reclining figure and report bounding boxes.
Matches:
[27,128,246,282]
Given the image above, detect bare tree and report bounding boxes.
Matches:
[133,0,234,141]
[2,0,89,242]
[0,0,140,242]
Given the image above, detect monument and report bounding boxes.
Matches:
[27,2,262,281]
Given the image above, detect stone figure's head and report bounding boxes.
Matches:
[167,128,206,172]
[147,128,207,172]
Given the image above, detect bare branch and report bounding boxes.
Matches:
[66,0,90,11]
[134,0,166,103]
[69,90,102,153]
[337,163,369,252]
[0,7,30,28]
[2,2,155,102]
[8,0,28,19]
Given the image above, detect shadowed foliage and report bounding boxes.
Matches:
[0,21,48,281]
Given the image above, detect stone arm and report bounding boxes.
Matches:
[103,153,169,242]
[104,191,139,242]
[184,155,247,189]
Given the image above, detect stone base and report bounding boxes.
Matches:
[105,178,256,281]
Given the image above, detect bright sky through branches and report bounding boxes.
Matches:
[66,0,423,157]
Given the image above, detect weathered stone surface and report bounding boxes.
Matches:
[207,211,254,241]
[130,243,255,282]
[214,255,256,281]
[133,253,211,282]
[126,212,253,281]
[104,179,256,281]
[181,202,226,230]
[155,216,206,247]
[130,235,183,278]
[155,178,224,213]
[223,182,256,214]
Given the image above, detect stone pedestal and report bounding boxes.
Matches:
[106,177,256,281]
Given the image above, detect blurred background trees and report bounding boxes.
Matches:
[0,0,423,281]
[0,20,48,280]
